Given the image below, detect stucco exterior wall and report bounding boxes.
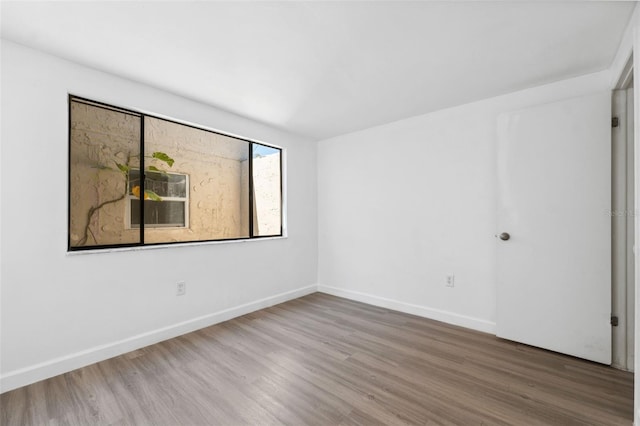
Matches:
[253,154,282,235]
[144,117,248,243]
[69,101,141,247]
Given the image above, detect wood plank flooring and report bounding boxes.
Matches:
[1,293,634,425]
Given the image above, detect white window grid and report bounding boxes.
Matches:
[124,170,190,230]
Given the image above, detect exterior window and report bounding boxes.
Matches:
[127,170,189,228]
[252,145,282,236]
[68,96,283,250]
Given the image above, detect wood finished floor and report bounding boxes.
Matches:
[1,293,634,425]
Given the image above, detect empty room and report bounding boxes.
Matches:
[2,1,640,424]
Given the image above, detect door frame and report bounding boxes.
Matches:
[612,60,635,371]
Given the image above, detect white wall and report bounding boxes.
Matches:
[317,71,611,334]
[0,40,318,392]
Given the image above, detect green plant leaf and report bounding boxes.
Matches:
[144,190,162,201]
[146,165,166,174]
[151,152,175,167]
[115,162,130,173]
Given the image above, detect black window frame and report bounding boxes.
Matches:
[68,95,284,252]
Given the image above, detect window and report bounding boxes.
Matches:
[252,145,282,236]
[68,96,283,250]
[127,170,189,228]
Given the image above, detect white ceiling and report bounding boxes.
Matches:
[1,1,636,140]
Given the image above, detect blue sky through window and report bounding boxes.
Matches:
[253,144,279,158]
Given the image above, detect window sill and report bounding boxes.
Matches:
[66,234,288,256]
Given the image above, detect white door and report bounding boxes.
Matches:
[496,92,611,364]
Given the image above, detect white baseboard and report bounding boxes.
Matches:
[317,285,496,334]
[0,284,316,393]
[2,284,496,393]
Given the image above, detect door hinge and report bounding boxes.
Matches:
[611,315,619,326]
[612,117,620,128]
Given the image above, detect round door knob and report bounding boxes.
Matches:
[499,232,510,241]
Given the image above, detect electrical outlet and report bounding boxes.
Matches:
[176,281,186,296]
[446,274,455,287]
